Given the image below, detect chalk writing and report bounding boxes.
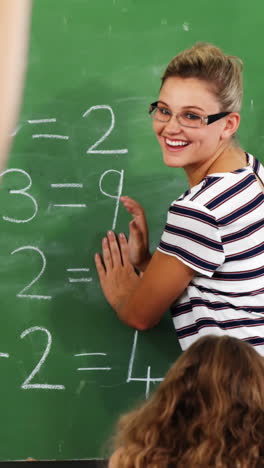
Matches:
[29,117,69,140]
[83,105,128,154]
[11,246,52,300]
[50,183,83,188]
[75,352,111,371]
[127,331,164,399]
[0,168,38,223]
[0,327,166,394]
[20,327,65,390]
[99,169,124,230]
[0,103,166,399]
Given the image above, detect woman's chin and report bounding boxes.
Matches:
[162,154,185,168]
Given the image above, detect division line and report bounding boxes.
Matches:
[68,278,92,283]
[17,294,52,300]
[77,367,111,371]
[22,384,65,390]
[128,377,164,383]
[74,353,107,357]
[51,184,83,188]
[28,119,57,123]
[67,268,90,272]
[32,134,69,140]
[53,204,87,208]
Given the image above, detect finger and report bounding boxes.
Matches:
[129,219,144,242]
[120,196,144,216]
[122,198,143,214]
[118,232,132,267]
[94,253,106,280]
[102,236,113,271]
[107,230,122,266]
[122,197,147,227]
[129,217,148,248]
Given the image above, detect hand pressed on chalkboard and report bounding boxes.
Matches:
[96,235,195,330]
[120,196,151,272]
[95,231,140,315]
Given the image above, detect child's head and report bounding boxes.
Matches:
[111,335,264,467]
[161,42,243,113]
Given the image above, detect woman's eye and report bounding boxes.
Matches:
[184,112,201,120]
[157,107,171,116]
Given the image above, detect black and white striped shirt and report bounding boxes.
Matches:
[158,153,264,354]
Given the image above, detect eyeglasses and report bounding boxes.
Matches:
[149,101,230,128]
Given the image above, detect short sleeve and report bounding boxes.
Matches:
[157,200,225,277]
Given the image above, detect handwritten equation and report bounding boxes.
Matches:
[1,103,127,227]
[1,104,166,400]
[6,245,93,300]
[0,168,124,230]
[0,329,163,398]
[14,104,128,154]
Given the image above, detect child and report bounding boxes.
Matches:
[108,335,264,467]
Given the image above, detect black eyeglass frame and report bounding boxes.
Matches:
[149,101,231,126]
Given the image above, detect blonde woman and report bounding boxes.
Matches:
[108,335,264,467]
[95,43,264,354]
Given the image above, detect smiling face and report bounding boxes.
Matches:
[153,76,234,174]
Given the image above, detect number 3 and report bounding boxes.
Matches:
[0,168,38,223]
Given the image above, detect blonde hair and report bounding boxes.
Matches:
[161,42,243,113]
[110,335,264,467]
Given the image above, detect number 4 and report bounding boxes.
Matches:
[127,331,163,399]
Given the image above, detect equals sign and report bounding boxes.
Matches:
[74,353,111,371]
[67,268,92,283]
[50,183,87,208]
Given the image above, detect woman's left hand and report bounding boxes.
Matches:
[95,231,140,313]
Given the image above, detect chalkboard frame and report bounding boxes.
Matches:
[3,461,107,467]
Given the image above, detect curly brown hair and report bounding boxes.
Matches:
[110,335,264,467]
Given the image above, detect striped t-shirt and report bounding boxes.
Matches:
[158,153,264,355]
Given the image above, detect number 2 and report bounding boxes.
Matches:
[83,105,128,154]
[11,246,52,300]
[20,326,65,390]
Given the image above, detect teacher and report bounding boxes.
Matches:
[95,43,264,355]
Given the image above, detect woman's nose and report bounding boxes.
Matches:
[164,115,182,133]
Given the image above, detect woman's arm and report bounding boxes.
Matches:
[95,230,195,330]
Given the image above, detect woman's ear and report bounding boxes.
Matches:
[221,112,240,140]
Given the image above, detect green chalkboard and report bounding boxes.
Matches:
[1,0,264,461]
